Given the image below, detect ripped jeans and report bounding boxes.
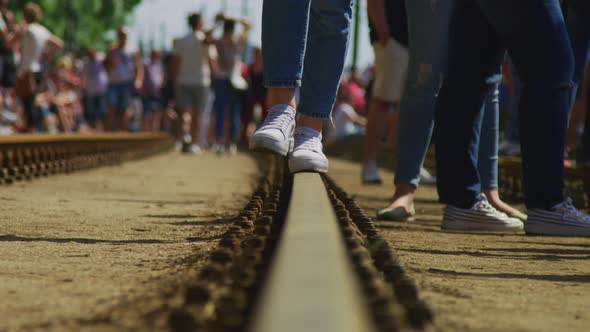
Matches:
[394,0,500,189]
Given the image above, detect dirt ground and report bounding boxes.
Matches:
[329,158,590,332]
[0,151,258,332]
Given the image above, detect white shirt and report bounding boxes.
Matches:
[328,103,361,144]
[19,23,51,73]
[173,31,215,86]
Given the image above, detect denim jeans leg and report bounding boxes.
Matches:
[477,0,574,208]
[504,59,521,143]
[214,79,228,139]
[298,0,354,120]
[229,89,242,144]
[435,0,505,208]
[567,4,590,88]
[478,78,501,191]
[262,0,311,88]
[394,0,452,187]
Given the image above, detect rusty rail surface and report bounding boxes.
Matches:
[0,133,174,184]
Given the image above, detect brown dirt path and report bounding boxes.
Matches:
[330,158,590,332]
[0,151,258,331]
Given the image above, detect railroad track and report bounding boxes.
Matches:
[0,133,174,184]
[168,155,432,332]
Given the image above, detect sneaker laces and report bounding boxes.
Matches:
[553,198,590,222]
[294,129,322,152]
[472,194,507,217]
[262,108,295,133]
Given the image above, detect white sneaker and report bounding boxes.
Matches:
[420,167,437,185]
[229,143,238,155]
[526,198,590,236]
[288,127,328,173]
[190,144,202,155]
[250,105,296,156]
[362,160,382,184]
[212,144,224,155]
[498,140,521,156]
[442,194,524,232]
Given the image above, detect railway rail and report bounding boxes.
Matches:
[0,133,174,184]
[167,155,432,332]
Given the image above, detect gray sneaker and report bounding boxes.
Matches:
[442,194,524,232]
[526,198,590,236]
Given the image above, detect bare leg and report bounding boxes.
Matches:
[268,88,297,110]
[483,189,526,219]
[385,183,416,210]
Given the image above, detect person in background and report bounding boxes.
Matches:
[141,50,164,131]
[81,47,108,131]
[242,47,267,144]
[361,0,409,184]
[172,12,215,153]
[13,2,63,132]
[0,0,16,97]
[104,27,143,132]
[210,14,250,155]
[327,82,367,145]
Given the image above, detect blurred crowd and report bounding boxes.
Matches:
[2,1,589,166]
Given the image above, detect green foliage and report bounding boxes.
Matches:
[8,0,143,53]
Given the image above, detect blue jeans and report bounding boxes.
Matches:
[213,78,241,143]
[435,0,574,209]
[395,0,500,190]
[262,0,354,119]
[504,59,521,143]
[567,4,590,159]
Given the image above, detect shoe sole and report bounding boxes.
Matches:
[249,137,292,156]
[525,222,590,236]
[442,219,523,232]
[288,158,329,174]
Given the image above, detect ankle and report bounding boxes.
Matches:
[297,114,323,132]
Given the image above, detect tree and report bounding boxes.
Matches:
[8,0,143,52]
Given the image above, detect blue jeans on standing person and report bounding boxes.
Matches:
[395,0,500,190]
[262,0,354,119]
[213,78,241,144]
[566,4,590,160]
[435,0,574,209]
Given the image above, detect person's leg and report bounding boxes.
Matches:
[477,0,573,209]
[213,78,228,147]
[567,4,590,161]
[190,86,208,147]
[21,96,35,131]
[260,0,311,111]
[105,85,120,132]
[287,0,353,173]
[229,87,242,147]
[478,76,527,220]
[435,0,505,208]
[379,0,450,220]
[298,0,354,127]
[362,36,407,183]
